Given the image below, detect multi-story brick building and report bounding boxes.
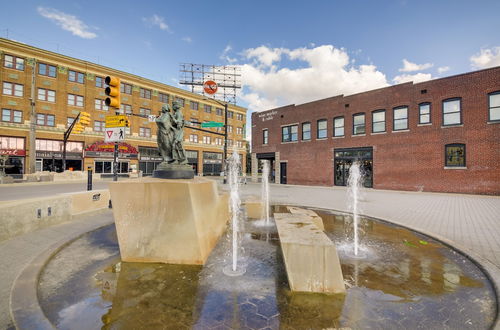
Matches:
[0,38,247,178]
[251,66,500,195]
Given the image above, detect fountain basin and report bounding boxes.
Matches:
[29,205,497,329]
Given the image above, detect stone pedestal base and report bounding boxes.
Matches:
[153,162,194,179]
[109,177,228,265]
[275,213,345,294]
[0,176,14,184]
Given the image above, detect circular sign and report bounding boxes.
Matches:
[203,80,218,95]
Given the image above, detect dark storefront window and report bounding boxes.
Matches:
[334,147,373,188]
[203,152,222,176]
[445,144,466,167]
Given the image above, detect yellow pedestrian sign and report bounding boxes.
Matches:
[105,115,129,128]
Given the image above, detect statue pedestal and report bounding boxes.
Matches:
[109,177,229,265]
[153,162,194,179]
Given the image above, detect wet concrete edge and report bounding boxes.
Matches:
[9,220,114,330]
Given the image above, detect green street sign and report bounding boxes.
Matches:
[201,121,224,128]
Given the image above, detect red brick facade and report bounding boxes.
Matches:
[251,66,500,195]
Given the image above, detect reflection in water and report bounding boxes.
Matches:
[38,206,497,329]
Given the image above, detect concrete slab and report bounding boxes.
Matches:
[274,213,345,294]
[286,206,325,230]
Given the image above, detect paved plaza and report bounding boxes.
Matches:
[0,181,499,329]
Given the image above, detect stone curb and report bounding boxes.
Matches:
[9,219,114,329]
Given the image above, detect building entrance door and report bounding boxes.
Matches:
[280,162,287,184]
[334,147,373,187]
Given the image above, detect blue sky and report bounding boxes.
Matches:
[1,0,499,121]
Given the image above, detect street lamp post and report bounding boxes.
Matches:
[204,98,229,184]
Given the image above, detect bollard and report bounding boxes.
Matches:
[87,166,93,191]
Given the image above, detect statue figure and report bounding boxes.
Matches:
[156,104,174,163]
[153,102,194,179]
[171,101,188,165]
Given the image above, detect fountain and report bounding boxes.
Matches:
[261,160,271,225]
[223,147,246,276]
[347,161,364,257]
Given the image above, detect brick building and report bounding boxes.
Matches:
[0,38,247,178]
[251,66,500,195]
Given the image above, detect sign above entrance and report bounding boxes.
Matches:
[105,127,126,143]
[203,80,218,95]
[105,115,129,128]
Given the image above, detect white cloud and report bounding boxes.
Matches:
[470,47,500,69]
[437,66,450,74]
[392,72,432,84]
[142,14,171,32]
[399,59,433,72]
[220,45,237,64]
[182,36,192,43]
[238,45,389,112]
[37,7,97,39]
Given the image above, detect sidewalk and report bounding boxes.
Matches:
[1,183,499,329]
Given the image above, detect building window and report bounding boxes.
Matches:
[302,122,311,140]
[488,91,500,122]
[442,98,461,126]
[236,127,243,135]
[140,88,152,99]
[189,134,198,143]
[263,129,268,144]
[120,104,132,114]
[67,94,84,107]
[68,70,84,84]
[38,63,57,78]
[215,137,223,145]
[139,108,151,116]
[159,92,169,103]
[372,110,386,133]
[95,99,108,111]
[419,103,431,124]
[202,136,211,144]
[353,113,365,135]
[120,83,132,94]
[94,120,105,132]
[36,113,55,126]
[189,101,198,110]
[393,106,408,131]
[174,97,185,107]
[236,113,244,121]
[1,109,22,123]
[204,104,212,113]
[228,111,234,119]
[227,125,233,133]
[282,124,298,142]
[216,108,223,116]
[317,119,327,139]
[38,88,56,102]
[228,139,234,147]
[95,76,105,88]
[445,144,466,167]
[3,82,23,97]
[4,55,24,70]
[334,117,344,137]
[67,117,75,127]
[139,127,151,137]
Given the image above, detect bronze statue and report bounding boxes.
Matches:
[153,101,194,179]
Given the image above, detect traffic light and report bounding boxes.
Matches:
[105,76,120,108]
[73,123,85,134]
[79,111,91,126]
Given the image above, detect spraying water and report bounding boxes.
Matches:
[224,148,245,276]
[347,161,363,256]
[261,160,270,225]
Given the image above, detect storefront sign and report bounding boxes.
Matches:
[85,151,138,159]
[35,151,82,159]
[258,110,278,122]
[0,149,26,156]
[140,156,163,161]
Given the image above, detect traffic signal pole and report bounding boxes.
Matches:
[104,76,121,182]
[62,112,81,171]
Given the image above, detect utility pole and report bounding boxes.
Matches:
[223,102,228,184]
[28,59,36,174]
